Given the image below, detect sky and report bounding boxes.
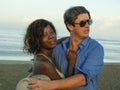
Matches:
[0,0,120,40]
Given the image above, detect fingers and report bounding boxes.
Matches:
[28,80,50,90]
[28,80,39,89]
[67,49,76,55]
[67,49,77,61]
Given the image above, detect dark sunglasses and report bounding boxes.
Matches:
[74,19,93,27]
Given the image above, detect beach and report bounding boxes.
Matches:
[98,63,120,90]
[0,61,32,90]
[0,61,120,90]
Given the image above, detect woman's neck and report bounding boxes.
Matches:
[38,48,53,58]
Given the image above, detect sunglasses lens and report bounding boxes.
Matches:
[80,19,92,27]
[88,19,92,25]
[80,21,86,27]
[74,19,93,27]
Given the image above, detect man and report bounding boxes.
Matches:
[28,6,104,90]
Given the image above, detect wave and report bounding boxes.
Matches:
[0,30,120,63]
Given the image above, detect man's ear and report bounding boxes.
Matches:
[67,24,74,32]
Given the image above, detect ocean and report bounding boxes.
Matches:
[0,29,120,63]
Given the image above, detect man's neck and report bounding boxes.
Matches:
[69,36,85,52]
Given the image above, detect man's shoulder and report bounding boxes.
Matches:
[53,37,70,53]
[57,36,69,44]
[89,37,102,45]
[56,37,70,46]
[89,37,104,50]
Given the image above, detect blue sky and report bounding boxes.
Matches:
[0,0,120,40]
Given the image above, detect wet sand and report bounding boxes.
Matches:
[0,61,120,90]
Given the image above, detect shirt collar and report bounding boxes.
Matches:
[62,37,90,51]
[80,37,90,47]
[62,37,70,51]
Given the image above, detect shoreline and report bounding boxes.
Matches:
[0,60,32,64]
[0,60,120,65]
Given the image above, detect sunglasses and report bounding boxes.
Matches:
[74,19,93,27]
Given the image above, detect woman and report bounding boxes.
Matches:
[16,19,64,90]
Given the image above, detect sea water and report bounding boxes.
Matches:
[0,29,120,63]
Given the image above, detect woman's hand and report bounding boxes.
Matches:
[67,49,77,76]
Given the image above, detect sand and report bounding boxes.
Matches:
[0,61,120,90]
[98,63,120,90]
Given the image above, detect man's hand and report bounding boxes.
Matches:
[28,80,51,90]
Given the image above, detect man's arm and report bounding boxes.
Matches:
[28,73,86,90]
[51,73,86,89]
[57,37,68,44]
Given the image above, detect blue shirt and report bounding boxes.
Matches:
[52,37,104,90]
